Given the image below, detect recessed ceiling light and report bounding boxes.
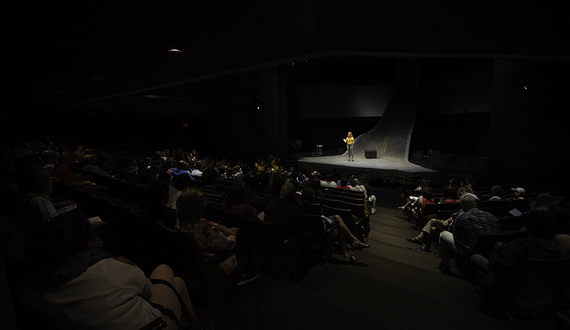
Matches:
[168,48,182,53]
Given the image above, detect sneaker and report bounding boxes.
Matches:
[236,271,260,286]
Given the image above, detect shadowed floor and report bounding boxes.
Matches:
[212,206,521,330]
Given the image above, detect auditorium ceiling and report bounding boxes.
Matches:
[2,1,569,112]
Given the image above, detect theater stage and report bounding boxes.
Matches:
[297,153,440,180]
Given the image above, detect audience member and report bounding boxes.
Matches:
[220,184,260,220]
[488,185,506,201]
[407,187,472,252]
[337,178,351,190]
[15,166,75,235]
[300,188,368,263]
[470,211,566,297]
[27,213,199,330]
[52,154,93,187]
[350,178,377,214]
[438,194,501,272]
[509,187,525,200]
[175,187,259,285]
[531,192,553,211]
[74,145,85,160]
[264,182,315,250]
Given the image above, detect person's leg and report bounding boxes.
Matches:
[422,218,446,248]
[173,277,196,318]
[334,215,368,248]
[467,254,490,284]
[437,231,455,269]
[335,215,358,243]
[369,195,376,213]
[149,264,195,329]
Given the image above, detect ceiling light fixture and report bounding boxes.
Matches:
[167,48,182,53]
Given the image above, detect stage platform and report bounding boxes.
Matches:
[296,153,440,184]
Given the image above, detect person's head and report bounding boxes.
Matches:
[523,211,558,240]
[40,150,58,165]
[280,182,296,200]
[172,173,191,191]
[446,187,458,200]
[228,184,246,205]
[272,177,285,195]
[201,168,218,186]
[176,188,207,224]
[459,194,478,212]
[352,178,360,186]
[490,185,506,200]
[536,193,553,207]
[176,161,188,170]
[31,167,53,198]
[340,178,348,187]
[20,165,52,198]
[512,187,525,198]
[347,132,353,137]
[421,187,433,200]
[457,187,473,196]
[309,178,322,192]
[301,188,315,203]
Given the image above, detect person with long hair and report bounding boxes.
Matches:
[344,132,355,161]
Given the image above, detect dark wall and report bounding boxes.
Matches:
[488,59,570,190]
[410,59,494,156]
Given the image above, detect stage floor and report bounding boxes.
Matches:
[297,154,439,177]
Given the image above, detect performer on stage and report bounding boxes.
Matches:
[343,132,354,161]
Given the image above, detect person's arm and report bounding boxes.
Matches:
[554,234,570,255]
[209,223,238,251]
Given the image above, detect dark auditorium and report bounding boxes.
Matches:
[2,2,570,330]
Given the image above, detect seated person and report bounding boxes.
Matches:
[488,185,507,201]
[220,184,260,220]
[15,166,76,235]
[82,154,112,178]
[27,213,199,330]
[406,187,472,252]
[264,182,315,251]
[172,161,195,180]
[509,187,525,201]
[337,178,351,190]
[52,154,94,187]
[441,187,460,204]
[438,194,501,272]
[350,178,376,214]
[300,189,368,264]
[470,211,566,297]
[530,192,554,212]
[175,187,259,285]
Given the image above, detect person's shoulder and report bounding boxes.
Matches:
[113,256,137,267]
